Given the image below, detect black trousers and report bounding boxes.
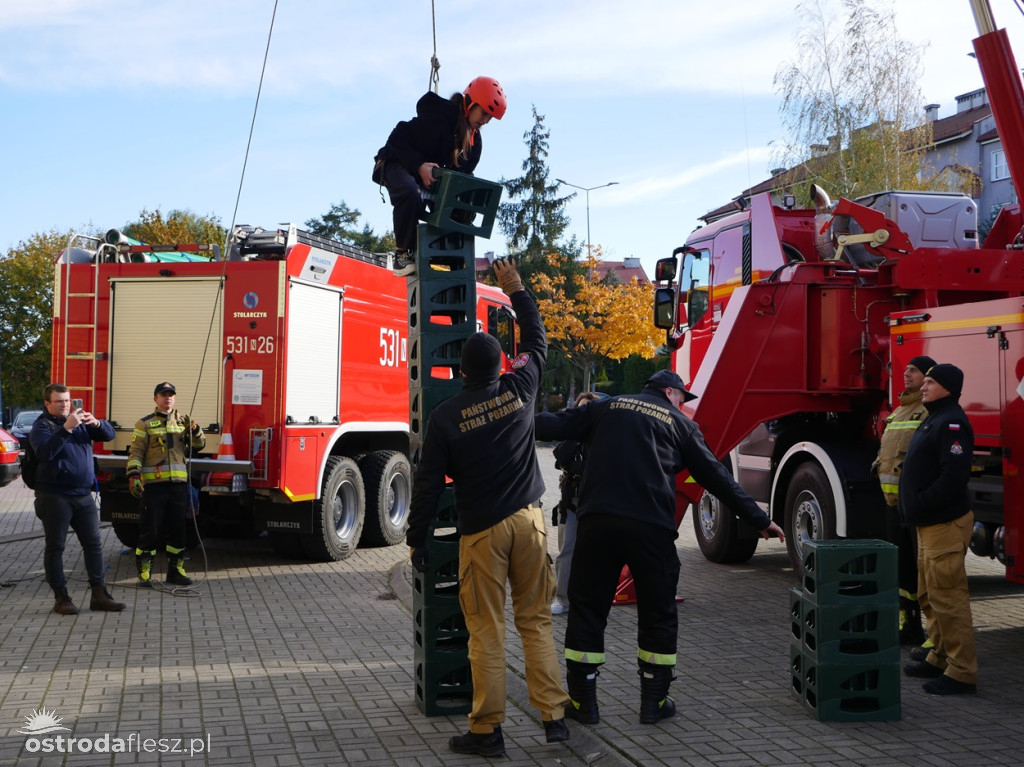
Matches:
[137,482,189,552]
[565,513,680,662]
[885,504,919,595]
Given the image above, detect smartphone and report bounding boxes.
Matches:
[72,399,83,410]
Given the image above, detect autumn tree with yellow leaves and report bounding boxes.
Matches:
[533,248,663,393]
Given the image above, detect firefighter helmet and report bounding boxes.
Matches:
[464,76,506,120]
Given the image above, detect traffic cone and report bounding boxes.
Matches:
[211,433,235,485]
[218,433,236,460]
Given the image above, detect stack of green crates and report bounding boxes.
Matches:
[408,169,502,716]
[413,493,473,715]
[789,539,901,721]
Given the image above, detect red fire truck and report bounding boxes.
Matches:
[52,225,516,561]
[652,0,1024,583]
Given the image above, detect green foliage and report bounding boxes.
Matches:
[305,201,395,253]
[498,106,577,284]
[0,231,66,407]
[122,209,225,250]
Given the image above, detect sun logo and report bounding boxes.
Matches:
[16,708,72,735]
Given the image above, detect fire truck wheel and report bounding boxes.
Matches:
[783,462,836,573]
[693,489,758,564]
[302,456,366,562]
[358,451,412,547]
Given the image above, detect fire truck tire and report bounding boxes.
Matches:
[692,489,758,564]
[302,455,366,562]
[358,450,412,547]
[783,462,837,573]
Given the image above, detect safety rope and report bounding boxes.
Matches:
[428,0,441,93]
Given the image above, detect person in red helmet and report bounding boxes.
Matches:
[373,76,506,277]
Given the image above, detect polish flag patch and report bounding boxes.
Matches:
[949,423,961,431]
[511,352,531,369]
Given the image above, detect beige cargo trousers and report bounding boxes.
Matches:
[457,504,569,732]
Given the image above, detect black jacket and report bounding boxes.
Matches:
[897,395,974,527]
[30,412,115,496]
[535,387,770,533]
[373,91,481,182]
[406,290,546,547]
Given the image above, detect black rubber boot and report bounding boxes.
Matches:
[638,661,677,724]
[53,588,79,616]
[565,660,600,724]
[90,585,126,612]
[899,596,926,646]
[166,547,193,586]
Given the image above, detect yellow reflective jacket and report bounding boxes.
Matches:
[872,390,927,506]
[126,409,206,485]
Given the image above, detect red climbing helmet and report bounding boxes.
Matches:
[464,76,506,120]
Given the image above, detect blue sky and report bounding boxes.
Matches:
[3,0,1023,277]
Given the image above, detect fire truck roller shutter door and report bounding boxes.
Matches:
[358,450,412,547]
[108,278,224,448]
[301,455,366,561]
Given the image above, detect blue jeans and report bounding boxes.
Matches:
[34,492,106,590]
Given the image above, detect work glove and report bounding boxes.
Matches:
[551,502,560,528]
[410,546,428,573]
[129,475,144,499]
[493,257,524,295]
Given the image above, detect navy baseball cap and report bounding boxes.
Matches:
[154,382,176,396]
[645,370,697,402]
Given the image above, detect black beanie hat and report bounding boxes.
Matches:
[907,355,937,375]
[925,363,964,398]
[461,332,502,382]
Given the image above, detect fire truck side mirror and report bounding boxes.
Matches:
[654,256,678,283]
[653,286,676,330]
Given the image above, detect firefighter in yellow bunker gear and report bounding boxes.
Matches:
[127,382,206,587]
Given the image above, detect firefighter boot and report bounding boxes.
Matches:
[90,585,126,612]
[564,660,600,724]
[135,549,156,588]
[638,661,677,724]
[53,588,80,616]
[166,547,193,586]
[899,594,926,646]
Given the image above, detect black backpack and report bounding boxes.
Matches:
[20,416,47,490]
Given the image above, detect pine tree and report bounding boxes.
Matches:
[498,106,578,284]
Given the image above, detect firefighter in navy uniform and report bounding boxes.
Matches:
[406,258,569,757]
[127,382,206,587]
[899,363,978,695]
[870,354,935,646]
[535,370,786,725]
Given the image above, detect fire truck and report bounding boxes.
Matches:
[52,225,517,561]
[652,0,1024,583]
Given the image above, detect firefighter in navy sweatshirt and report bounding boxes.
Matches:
[898,363,978,695]
[535,370,786,725]
[406,258,568,757]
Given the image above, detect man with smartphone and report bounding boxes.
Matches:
[30,382,124,615]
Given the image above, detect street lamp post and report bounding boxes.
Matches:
[555,179,618,253]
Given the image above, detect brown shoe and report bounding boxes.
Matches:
[53,589,79,616]
[90,585,126,612]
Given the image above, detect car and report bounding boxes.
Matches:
[0,426,21,488]
[9,409,42,449]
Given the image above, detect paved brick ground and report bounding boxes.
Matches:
[1,446,1023,765]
